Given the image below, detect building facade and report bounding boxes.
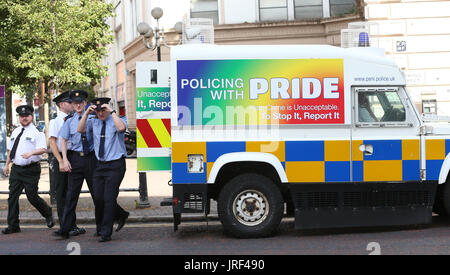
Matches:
[96,0,366,130]
[365,0,450,116]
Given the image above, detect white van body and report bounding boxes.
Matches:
[163,44,449,237]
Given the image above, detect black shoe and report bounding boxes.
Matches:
[69,226,86,236]
[69,228,79,236]
[46,215,54,228]
[98,236,112,242]
[93,232,101,237]
[59,232,70,239]
[77,227,86,235]
[2,227,21,234]
[116,212,129,232]
[53,230,62,236]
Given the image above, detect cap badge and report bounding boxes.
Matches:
[22,107,25,112]
[96,101,100,105]
[76,92,79,96]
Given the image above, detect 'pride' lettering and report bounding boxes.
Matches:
[249,77,340,100]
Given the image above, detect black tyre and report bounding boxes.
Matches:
[442,183,450,217]
[433,184,448,216]
[126,148,135,156]
[218,173,284,238]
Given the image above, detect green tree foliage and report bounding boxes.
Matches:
[0,0,35,133]
[10,0,113,94]
[0,0,113,134]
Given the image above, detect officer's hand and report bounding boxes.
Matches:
[87,104,97,114]
[3,165,9,177]
[21,152,32,159]
[63,159,72,173]
[58,160,65,172]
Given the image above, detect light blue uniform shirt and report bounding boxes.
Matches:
[59,113,94,152]
[87,115,127,162]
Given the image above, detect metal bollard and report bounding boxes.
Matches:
[137,172,150,208]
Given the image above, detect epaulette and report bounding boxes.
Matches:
[64,113,74,122]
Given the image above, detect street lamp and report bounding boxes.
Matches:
[137,7,183,61]
[135,7,182,208]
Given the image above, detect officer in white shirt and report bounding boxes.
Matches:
[48,91,76,234]
[2,105,54,234]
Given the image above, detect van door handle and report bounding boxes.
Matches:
[359,144,373,156]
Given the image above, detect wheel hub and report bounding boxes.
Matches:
[233,190,269,226]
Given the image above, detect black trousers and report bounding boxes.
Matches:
[93,157,126,238]
[60,151,96,234]
[7,163,52,229]
[61,152,127,234]
[50,155,69,227]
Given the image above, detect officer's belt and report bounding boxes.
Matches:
[68,150,94,157]
[97,156,125,165]
[12,162,39,169]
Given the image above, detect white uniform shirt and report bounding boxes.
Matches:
[49,112,72,151]
[8,124,46,166]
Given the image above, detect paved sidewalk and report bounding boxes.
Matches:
[0,158,218,226]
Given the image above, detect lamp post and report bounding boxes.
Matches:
[137,7,183,62]
[135,8,182,208]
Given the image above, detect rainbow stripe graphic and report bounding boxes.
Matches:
[177,59,344,126]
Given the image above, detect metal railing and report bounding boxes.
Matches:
[0,155,150,207]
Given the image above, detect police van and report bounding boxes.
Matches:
[141,26,450,238]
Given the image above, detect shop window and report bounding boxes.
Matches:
[259,0,288,22]
[294,0,323,20]
[422,99,437,115]
[330,0,357,17]
[191,0,219,25]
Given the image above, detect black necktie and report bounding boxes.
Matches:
[10,128,25,160]
[99,121,106,158]
[79,116,90,154]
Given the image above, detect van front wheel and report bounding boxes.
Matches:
[218,173,283,238]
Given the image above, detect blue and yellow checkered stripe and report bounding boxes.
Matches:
[352,139,420,182]
[171,139,449,184]
[425,138,450,180]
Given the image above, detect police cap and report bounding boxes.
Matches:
[16,105,34,116]
[53,90,72,104]
[69,90,88,103]
[91,97,111,110]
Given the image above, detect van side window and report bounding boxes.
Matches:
[358,91,406,123]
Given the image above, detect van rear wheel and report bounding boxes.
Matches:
[218,173,283,238]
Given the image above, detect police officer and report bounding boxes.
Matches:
[78,98,128,242]
[56,90,95,239]
[49,91,82,235]
[2,105,54,234]
[58,91,129,239]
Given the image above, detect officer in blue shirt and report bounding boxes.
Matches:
[78,97,128,242]
[56,90,94,238]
